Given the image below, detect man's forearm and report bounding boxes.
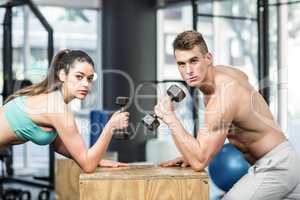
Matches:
[167,116,208,170]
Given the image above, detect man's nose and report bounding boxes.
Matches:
[186,64,193,75]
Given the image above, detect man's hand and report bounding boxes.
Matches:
[98,159,128,168]
[159,156,189,167]
[154,96,177,125]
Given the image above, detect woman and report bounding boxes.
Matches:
[0,49,129,172]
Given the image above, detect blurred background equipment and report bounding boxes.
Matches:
[208,143,251,192]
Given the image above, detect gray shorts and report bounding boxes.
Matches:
[222,141,300,200]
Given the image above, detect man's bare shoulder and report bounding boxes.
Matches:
[212,71,248,108]
[214,65,253,91]
[214,65,249,82]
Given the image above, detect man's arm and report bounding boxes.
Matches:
[155,84,237,171]
[165,113,233,171]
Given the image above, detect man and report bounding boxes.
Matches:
[154,30,300,199]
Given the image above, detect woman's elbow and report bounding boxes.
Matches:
[82,164,97,173]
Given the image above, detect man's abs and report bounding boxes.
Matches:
[228,127,287,163]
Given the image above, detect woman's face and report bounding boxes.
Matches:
[62,60,95,100]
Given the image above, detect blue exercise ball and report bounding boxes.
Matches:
[208,143,250,192]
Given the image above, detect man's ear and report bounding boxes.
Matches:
[58,69,67,82]
[206,52,213,64]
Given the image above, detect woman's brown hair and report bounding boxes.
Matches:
[4,49,94,104]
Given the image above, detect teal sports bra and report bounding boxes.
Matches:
[3,96,58,145]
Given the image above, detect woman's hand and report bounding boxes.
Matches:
[159,156,189,168]
[98,159,128,168]
[108,111,129,130]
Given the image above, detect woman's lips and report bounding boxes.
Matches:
[78,90,88,95]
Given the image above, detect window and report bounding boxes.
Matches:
[157,5,193,80]
[283,2,300,152]
[156,4,194,161]
[198,0,258,85]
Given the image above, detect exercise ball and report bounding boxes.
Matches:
[208,143,250,192]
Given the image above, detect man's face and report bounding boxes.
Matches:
[174,46,212,87]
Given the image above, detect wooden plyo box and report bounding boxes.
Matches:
[55,153,118,200]
[55,159,81,200]
[79,165,209,200]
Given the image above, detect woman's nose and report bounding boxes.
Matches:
[81,78,89,86]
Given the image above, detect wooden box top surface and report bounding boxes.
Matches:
[80,164,208,181]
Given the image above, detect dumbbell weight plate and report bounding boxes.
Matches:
[141,114,160,131]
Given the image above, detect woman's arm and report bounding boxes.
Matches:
[49,106,129,173]
[52,136,72,158]
[52,136,129,167]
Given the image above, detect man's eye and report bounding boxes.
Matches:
[191,60,198,64]
[76,75,83,80]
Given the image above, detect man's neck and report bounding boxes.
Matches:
[199,66,215,95]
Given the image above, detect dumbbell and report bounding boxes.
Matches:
[141,85,186,131]
[113,96,131,140]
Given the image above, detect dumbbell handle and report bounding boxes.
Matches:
[119,106,126,112]
[114,96,130,140]
[142,84,185,131]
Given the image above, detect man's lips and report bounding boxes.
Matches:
[187,76,198,82]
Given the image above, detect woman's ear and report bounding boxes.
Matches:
[58,69,67,82]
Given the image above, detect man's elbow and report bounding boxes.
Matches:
[189,160,206,172]
[188,154,211,172]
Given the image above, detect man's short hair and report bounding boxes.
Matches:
[173,30,208,55]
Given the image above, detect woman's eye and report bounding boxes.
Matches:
[87,77,94,82]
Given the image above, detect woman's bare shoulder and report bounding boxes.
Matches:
[43,92,76,129]
[26,91,67,115]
